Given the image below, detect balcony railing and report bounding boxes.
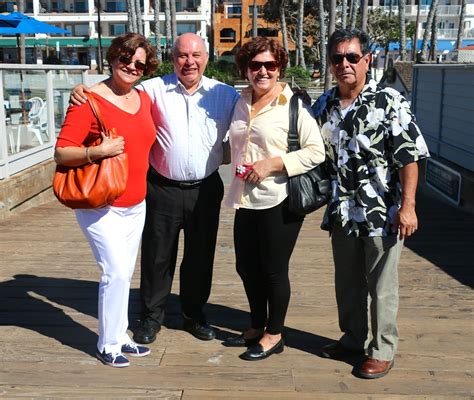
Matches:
[374,5,461,16]
[0,64,88,180]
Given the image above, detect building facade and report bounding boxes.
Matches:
[213,0,287,58]
[0,0,211,67]
[369,0,474,54]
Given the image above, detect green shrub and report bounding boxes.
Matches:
[284,65,312,87]
[151,61,174,77]
[149,60,239,84]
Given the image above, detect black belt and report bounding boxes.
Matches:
[150,168,212,189]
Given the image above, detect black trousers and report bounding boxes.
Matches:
[140,167,224,326]
[234,199,304,335]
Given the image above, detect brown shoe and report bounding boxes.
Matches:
[320,342,364,359]
[357,357,394,379]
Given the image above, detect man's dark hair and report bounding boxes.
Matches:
[327,29,371,57]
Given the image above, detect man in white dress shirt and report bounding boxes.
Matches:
[70,32,239,344]
[133,33,239,344]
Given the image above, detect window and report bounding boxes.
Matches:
[110,24,127,36]
[220,28,236,43]
[257,28,278,37]
[51,1,66,12]
[226,5,242,18]
[177,23,197,35]
[75,1,87,12]
[106,1,127,12]
[74,24,89,36]
[248,5,263,17]
[0,2,15,12]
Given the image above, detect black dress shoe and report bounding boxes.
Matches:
[222,334,262,347]
[183,317,216,341]
[320,341,364,360]
[133,321,161,344]
[239,339,284,361]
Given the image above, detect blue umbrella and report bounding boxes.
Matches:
[0,12,70,63]
[0,12,70,35]
[0,12,71,123]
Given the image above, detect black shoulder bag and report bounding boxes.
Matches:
[286,93,330,215]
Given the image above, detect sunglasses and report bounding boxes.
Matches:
[330,52,366,65]
[248,60,279,72]
[118,55,147,72]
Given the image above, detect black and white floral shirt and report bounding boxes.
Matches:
[312,79,430,237]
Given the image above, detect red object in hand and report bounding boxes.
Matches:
[235,164,252,179]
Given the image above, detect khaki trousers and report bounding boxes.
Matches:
[331,223,404,361]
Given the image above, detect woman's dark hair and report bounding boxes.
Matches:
[327,28,371,58]
[235,36,289,79]
[106,32,159,75]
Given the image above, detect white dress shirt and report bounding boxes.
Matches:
[224,83,325,210]
[138,73,239,181]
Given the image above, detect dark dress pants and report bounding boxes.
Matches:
[234,199,304,335]
[140,168,224,327]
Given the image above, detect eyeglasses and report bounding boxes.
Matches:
[248,61,279,72]
[118,55,147,72]
[329,52,366,65]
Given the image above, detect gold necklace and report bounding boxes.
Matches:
[107,81,133,99]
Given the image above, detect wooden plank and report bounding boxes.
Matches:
[0,190,472,398]
[183,391,470,400]
[294,369,473,396]
[0,386,182,399]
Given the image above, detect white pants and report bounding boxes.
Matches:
[75,201,146,354]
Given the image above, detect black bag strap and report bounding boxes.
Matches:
[85,92,109,135]
[288,93,302,152]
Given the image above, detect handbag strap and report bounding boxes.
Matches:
[288,93,301,152]
[85,92,109,135]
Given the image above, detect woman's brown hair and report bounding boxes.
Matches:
[235,36,289,80]
[106,32,159,76]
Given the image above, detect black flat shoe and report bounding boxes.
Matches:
[223,334,262,347]
[183,317,216,341]
[133,321,161,345]
[239,338,284,361]
[320,341,364,360]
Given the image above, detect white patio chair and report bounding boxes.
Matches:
[16,97,48,152]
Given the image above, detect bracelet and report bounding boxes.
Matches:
[85,147,94,164]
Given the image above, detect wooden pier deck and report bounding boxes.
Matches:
[0,188,473,399]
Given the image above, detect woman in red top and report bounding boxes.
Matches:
[54,33,158,368]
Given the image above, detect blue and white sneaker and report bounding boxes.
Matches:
[96,350,129,368]
[121,342,151,357]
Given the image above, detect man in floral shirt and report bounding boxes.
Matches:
[312,28,430,379]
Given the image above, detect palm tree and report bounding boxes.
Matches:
[429,7,438,61]
[153,0,162,62]
[170,0,177,45]
[360,0,368,31]
[412,0,421,60]
[350,0,358,30]
[399,0,407,61]
[164,0,172,55]
[127,0,137,33]
[421,0,439,60]
[317,0,328,86]
[279,0,290,62]
[136,0,143,35]
[456,0,467,50]
[341,0,348,29]
[325,0,336,90]
[296,0,306,68]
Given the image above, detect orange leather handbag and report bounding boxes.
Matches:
[53,93,129,209]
